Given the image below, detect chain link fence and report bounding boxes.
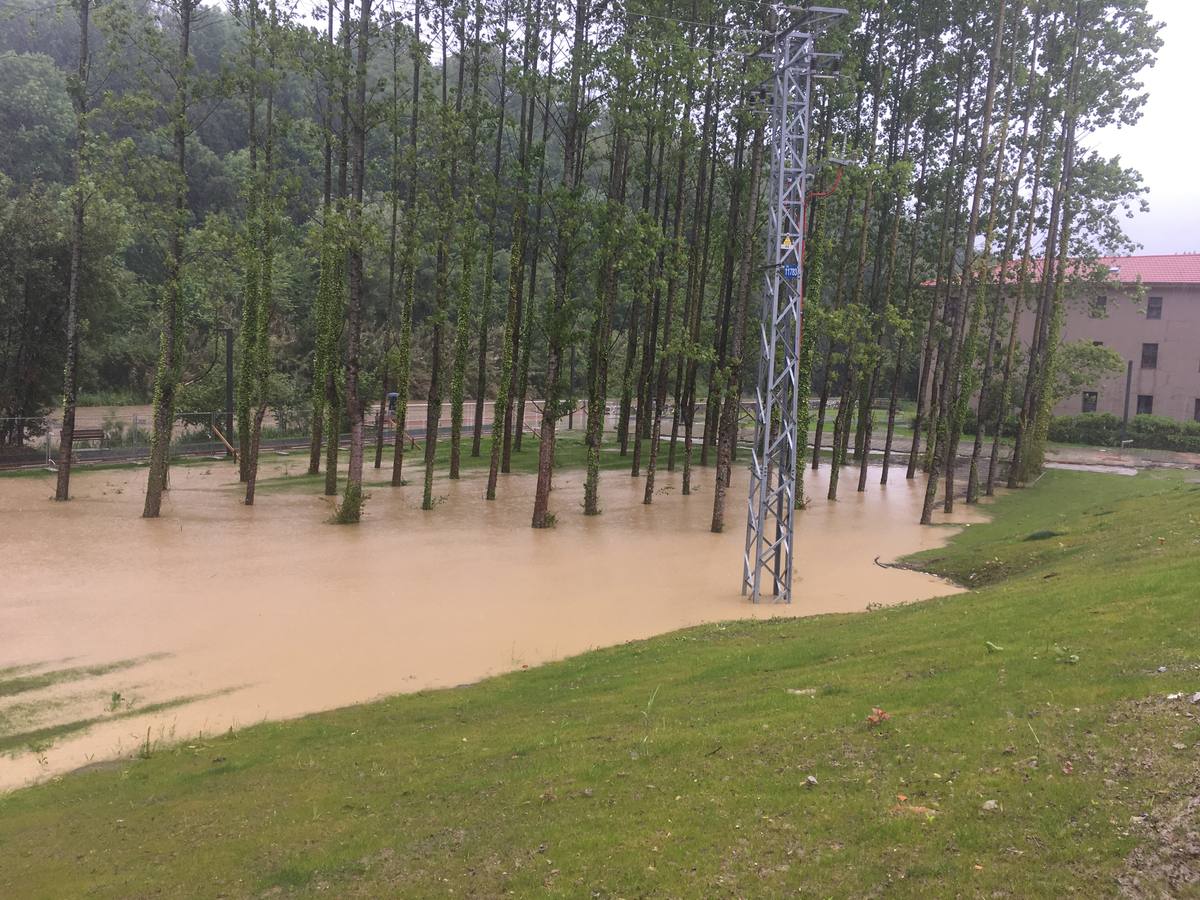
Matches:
[0,408,317,470]
[0,399,729,471]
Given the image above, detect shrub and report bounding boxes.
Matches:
[1128,415,1200,452]
[959,408,1018,438]
[1048,413,1200,452]
[1048,413,1122,447]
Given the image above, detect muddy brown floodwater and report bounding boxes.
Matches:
[0,455,984,790]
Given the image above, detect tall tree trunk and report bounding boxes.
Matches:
[486,0,537,499]
[711,122,764,533]
[966,22,1024,502]
[375,13,403,470]
[143,0,194,518]
[989,67,1050,495]
[448,9,483,479]
[583,127,629,515]
[682,71,716,496]
[531,0,587,528]
[237,0,260,484]
[501,0,540,475]
[514,28,555,456]
[391,0,422,488]
[617,117,656,459]
[881,121,930,485]
[630,135,666,478]
[704,119,746,464]
[422,6,462,507]
[907,61,970,481]
[307,0,337,477]
[809,189,855,473]
[245,0,278,506]
[644,93,692,505]
[337,0,370,523]
[323,0,353,498]
[55,0,90,502]
[921,0,1007,522]
[471,0,509,458]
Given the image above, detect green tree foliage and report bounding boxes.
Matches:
[0,0,1164,530]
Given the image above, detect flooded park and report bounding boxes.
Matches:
[0,454,980,789]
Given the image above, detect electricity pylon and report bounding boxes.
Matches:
[743,5,845,603]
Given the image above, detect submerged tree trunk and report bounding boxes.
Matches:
[514,38,554,457]
[531,0,587,528]
[244,0,278,506]
[644,94,692,506]
[337,0,370,523]
[451,21,482,480]
[471,1,509,459]
[448,14,483,480]
[583,128,629,515]
[143,0,195,519]
[237,0,260,485]
[55,0,91,502]
[502,0,541,475]
[421,11,462,508]
[374,14,404,471]
[682,75,716,497]
[711,123,764,533]
[631,134,667,478]
[487,0,537,499]
[391,0,422,489]
[308,3,336,478]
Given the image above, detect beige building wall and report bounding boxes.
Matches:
[1016,281,1200,422]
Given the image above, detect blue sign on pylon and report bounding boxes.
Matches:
[783,265,798,278]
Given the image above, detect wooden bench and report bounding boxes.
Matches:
[71,427,105,445]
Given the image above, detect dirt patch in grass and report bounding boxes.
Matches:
[1115,696,1200,897]
[1121,793,1200,897]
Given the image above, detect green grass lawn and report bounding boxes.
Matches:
[252,431,640,494]
[1,469,1197,897]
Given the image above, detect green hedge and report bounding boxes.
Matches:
[1048,413,1200,452]
[959,409,1018,438]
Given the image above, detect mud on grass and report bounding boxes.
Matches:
[0,652,240,758]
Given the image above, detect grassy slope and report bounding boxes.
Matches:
[0,470,1197,897]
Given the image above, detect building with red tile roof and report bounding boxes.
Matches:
[1091,253,1200,285]
[1013,254,1200,422]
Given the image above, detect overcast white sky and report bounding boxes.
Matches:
[1089,0,1200,254]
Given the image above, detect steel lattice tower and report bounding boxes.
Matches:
[744,6,845,603]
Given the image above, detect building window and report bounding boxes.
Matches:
[1147,296,1163,320]
[1090,295,1107,317]
[1141,343,1158,369]
[1137,395,1154,416]
[1082,391,1098,413]
[1195,399,1200,423]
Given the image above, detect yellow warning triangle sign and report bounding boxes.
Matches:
[782,235,794,249]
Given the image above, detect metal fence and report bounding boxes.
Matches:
[0,409,317,470]
[0,398,734,471]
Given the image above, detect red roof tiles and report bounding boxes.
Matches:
[922,253,1200,288]
[1094,254,1200,284]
